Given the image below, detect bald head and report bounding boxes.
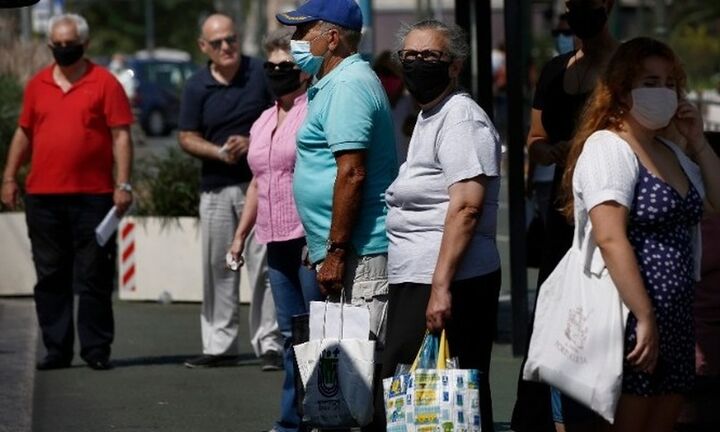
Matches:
[200,13,235,39]
[198,13,240,69]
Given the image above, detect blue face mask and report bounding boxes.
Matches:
[555,34,575,55]
[290,39,325,76]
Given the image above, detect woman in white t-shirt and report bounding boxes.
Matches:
[377,19,502,431]
[561,37,720,431]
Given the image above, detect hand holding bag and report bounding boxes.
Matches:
[522,222,629,423]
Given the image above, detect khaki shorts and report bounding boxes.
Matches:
[319,252,389,354]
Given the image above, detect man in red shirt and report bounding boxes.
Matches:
[1,13,133,371]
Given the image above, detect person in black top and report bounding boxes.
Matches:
[512,1,619,431]
[178,13,283,370]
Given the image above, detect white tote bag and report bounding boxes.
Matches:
[523,224,629,423]
[294,299,376,428]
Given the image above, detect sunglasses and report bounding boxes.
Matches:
[205,34,238,50]
[263,61,298,73]
[551,29,574,37]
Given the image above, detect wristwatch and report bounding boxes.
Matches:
[326,239,350,254]
[116,182,133,193]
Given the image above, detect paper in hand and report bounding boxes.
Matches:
[95,206,120,246]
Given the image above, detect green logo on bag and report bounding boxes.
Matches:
[318,347,340,397]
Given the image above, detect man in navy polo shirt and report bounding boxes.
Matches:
[178,13,282,369]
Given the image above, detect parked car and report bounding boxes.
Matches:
[114,50,197,136]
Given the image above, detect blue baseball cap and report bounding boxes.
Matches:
[276,0,364,32]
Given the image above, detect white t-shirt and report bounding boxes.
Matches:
[385,92,502,284]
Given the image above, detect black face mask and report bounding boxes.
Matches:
[567,6,608,40]
[51,44,85,67]
[402,59,451,105]
[265,69,302,98]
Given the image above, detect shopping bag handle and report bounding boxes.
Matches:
[410,330,451,371]
[438,330,450,369]
[322,288,348,339]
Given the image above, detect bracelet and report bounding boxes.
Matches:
[2,178,16,184]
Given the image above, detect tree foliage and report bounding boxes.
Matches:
[65,0,216,58]
[669,24,720,89]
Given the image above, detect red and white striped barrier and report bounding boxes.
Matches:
[119,220,136,293]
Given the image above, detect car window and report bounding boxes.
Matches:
[147,62,186,92]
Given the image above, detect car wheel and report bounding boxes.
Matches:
[146,109,168,137]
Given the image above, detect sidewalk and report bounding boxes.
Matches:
[1,297,522,432]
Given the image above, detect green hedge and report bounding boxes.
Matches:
[133,148,200,218]
[0,75,24,211]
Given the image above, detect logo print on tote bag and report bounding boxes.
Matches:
[318,347,340,397]
[555,306,589,364]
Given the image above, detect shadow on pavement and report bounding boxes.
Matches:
[110,353,258,368]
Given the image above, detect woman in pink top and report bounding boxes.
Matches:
[229,29,321,432]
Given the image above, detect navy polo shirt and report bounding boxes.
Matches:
[179,55,272,191]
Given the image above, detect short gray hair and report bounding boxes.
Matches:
[263,27,294,55]
[47,14,89,43]
[395,19,469,60]
[318,21,362,51]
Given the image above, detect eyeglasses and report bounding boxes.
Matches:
[263,61,297,73]
[551,29,574,37]
[205,34,238,50]
[397,49,450,64]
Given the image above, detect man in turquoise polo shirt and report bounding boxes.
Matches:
[277,0,397,365]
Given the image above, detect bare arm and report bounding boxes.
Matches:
[527,108,569,166]
[316,150,366,294]
[690,137,720,213]
[229,177,259,260]
[178,130,226,161]
[178,130,250,164]
[674,100,720,212]
[426,176,487,331]
[111,126,133,215]
[590,202,659,373]
[1,127,31,209]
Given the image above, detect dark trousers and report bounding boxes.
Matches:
[25,194,116,363]
[373,270,502,432]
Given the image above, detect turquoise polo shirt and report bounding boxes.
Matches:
[294,54,398,263]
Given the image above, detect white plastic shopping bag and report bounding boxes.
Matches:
[294,298,375,427]
[523,224,629,423]
[309,300,370,341]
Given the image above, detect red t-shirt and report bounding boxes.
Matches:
[19,61,133,194]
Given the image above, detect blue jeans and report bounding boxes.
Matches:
[266,238,322,432]
[550,387,596,425]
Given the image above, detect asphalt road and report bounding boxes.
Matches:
[0,299,522,432]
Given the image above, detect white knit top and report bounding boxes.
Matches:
[572,129,705,280]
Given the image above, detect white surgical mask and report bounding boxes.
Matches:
[629,87,678,130]
[290,39,324,76]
